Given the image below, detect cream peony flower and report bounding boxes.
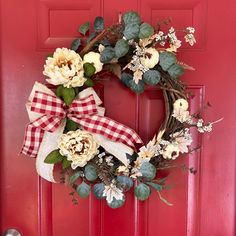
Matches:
[103,183,124,204]
[83,52,103,73]
[58,129,99,169]
[162,144,180,160]
[43,48,86,88]
[140,47,159,69]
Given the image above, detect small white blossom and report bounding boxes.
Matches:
[138,138,159,159]
[172,129,192,153]
[184,33,196,46]
[103,183,124,204]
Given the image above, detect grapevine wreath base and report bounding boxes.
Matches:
[21,11,218,208]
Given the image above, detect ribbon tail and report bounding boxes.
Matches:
[36,119,66,183]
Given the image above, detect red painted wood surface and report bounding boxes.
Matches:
[1,0,236,235]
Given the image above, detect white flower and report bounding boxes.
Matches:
[98,44,105,53]
[186,27,195,34]
[173,99,189,110]
[138,138,159,159]
[167,39,182,52]
[172,109,191,123]
[117,165,130,176]
[83,52,103,73]
[133,70,143,84]
[58,130,99,169]
[162,144,180,160]
[43,48,86,88]
[172,129,192,153]
[140,47,159,69]
[184,34,196,46]
[172,99,191,123]
[103,183,124,204]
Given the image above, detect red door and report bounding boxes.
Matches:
[1,0,236,235]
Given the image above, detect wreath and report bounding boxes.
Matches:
[21,11,217,208]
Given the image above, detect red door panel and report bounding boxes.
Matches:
[1,0,236,235]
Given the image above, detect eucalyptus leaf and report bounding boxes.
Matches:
[94,16,104,32]
[93,183,105,199]
[121,72,133,87]
[143,70,161,85]
[100,46,115,63]
[140,162,156,180]
[167,64,184,78]
[159,51,176,71]
[139,23,154,39]
[69,171,83,184]
[84,164,98,181]
[83,62,96,78]
[115,39,129,58]
[86,32,97,43]
[79,22,90,35]
[76,182,90,198]
[44,149,63,164]
[62,87,76,105]
[129,80,145,94]
[123,11,141,25]
[107,197,125,209]
[134,183,150,201]
[123,23,140,40]
[62,158,72,169]
[146,182,162,191]
[70,38,81,51]
[117,176,133,191]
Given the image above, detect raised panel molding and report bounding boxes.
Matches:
[140,0,207,50]
[36,0,101,50]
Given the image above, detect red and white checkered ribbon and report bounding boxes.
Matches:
[21,90,143,158]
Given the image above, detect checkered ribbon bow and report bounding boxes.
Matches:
[21,90,142,158]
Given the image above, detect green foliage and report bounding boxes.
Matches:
[44,149,63,164]
[69,171,83,184]
[79,22,90,35]
[65,119,78,131]
[84,78,94,87]
[100,46,115,63]
[107,197,125,208]
[129,80,145,94]
[123,11,141,25]
[93,183,105,199]
[143,70,161,85]
[167,64,184,78]
[123,23,140,40]
[55,85,63,98]
[121,72,133,87]
[70,38,81,51]
[76,181,90,198]
[83,62,96,78]
[115,39,129,58]
[94,16,104,32]
[140,162,156,180]
[117,176,133,191]
[62,158,72,169]
[159,51,176,71]
[84,164,98,181]
[139,23,154,39]
[134,183,151,200]
[146,182,162,191]
[62,87,76,105]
